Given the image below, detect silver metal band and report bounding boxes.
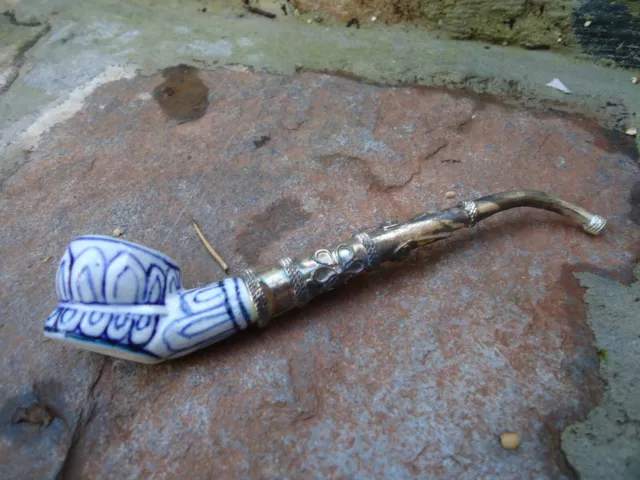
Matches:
[355,232,381,269]
[280,257,310,307]
[583,215,606,236]
[242,268,270,327]
[462,201,478,227]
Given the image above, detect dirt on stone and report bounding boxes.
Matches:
[12,403,55,427]
[152,64,210,123]
[291,0,422,22]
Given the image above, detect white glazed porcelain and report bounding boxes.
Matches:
[44,236,257,363]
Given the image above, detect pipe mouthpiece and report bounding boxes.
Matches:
[583,215,606,236]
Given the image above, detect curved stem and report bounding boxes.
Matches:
[369,190,606,267]
[472,190,606,234]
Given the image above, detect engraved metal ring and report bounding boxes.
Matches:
[280,257,310,307]
[462,201,478,227]
[242,268,270,327]
[355,232,381,269]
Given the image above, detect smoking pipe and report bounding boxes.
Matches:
[43,190,606,364]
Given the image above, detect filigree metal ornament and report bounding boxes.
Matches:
[43,190,607,364]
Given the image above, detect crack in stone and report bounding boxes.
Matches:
[315,141,449,194]
[55,358,107,479]
[1,14,51,92]
[379,140,449,192]
[2,11,44,27]
[55,401,97,480]
[380,167,422,192]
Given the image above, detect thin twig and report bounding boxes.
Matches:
[245,5,277,18]
[187,214,229,273]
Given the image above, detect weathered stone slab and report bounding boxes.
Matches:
[0,68,638,478]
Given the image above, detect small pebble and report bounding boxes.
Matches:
[445,191,457,199]
[371,15,377,22]
[625,127,637,136]
[557,37,562,43]
[500,432,521,450]
[584,20,592,27]
[307,18,312,24]
[112,227,124,237]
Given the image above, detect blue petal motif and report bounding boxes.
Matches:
[166,269,181,294]
[79,311,109,337]
[57,308,82,331]
[130,315,158,345]
[161,279,246,354]
[106,314,133,342]
[105,252,147,304]
[45,309,61,328]
[56,249,72,301]
[193,284,225,303]
[136,316,151,330]
[88,312,107,326]
[163,314,235,353]
[46,236,187,359]
[70,247,107,303]
[145,266,166,304]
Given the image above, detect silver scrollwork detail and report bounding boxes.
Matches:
[310,244,365,291]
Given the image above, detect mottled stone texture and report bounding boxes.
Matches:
[0,68,639,478]
[561,267,640,480]
[0,14,49,91]
[292,0,572,47]
[292,0,640,66]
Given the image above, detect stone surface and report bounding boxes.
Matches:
[292,0,640,64]
[0,67,638,478]
[574,0,640,69]
[0,0,19,13]
[0,13,49,90]
[293,0,573,49]
[561,266,640,479]
[2,0,640,184]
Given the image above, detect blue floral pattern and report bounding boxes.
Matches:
[44,235,255,363]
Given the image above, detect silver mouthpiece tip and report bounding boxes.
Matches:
[583,215,606,235]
